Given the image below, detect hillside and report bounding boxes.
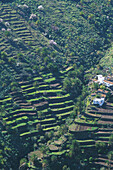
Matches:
[0,0,113,170]
[99,44,113,71]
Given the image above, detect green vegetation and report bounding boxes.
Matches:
[0,0,113,169]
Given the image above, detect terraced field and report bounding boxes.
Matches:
[0,2,113,170]
[73,98,113,168]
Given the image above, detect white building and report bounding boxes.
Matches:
[95,75,113,87]
[103,80,113,87]
[93,97,105,106]
[97,75,105,84]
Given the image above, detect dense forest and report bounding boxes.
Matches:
[0,0,113,169]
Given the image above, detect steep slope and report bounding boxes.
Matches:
[0,1,113,169]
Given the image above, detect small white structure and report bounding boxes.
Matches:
[29,14,37,20]
[49,40,57,45]
[0,18,3,23]
[97,75,105,84]
[5,22,10,27]
[93,97,105,106]
[38,5,44,10]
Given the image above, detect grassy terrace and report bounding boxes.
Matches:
[51,105,74,112]
[0,4,76,142]
[33,77,42,81]
[21,84,34,89]
[56,111,73,117]
[20,130,39,137]
[22,87,36,93]
[49,100,73,106]
[3,108,36,119]
[49,94,70,99]
[0,97,12,103]
[44,77,56,83]
[11,123,27,129]
[75,118,97,126]
[27,89,62,96]
[6,116,28,125]
[76,139,95,144]
[48,150,67,156]
[43,125,60,132]
[26,96,46,103]
[60,66,73,74]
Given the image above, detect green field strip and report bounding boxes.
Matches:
[0,46,7,51]
[80,145,95,148]
[60,67,73,74]
[0,97,12,103]
[20,130,38,137]
[97,136,110,140]
[8,11,17,14]
[56,111,73,117]
[43,125,59,132]
[22,37,34,40]
[27,89,62,96]
[16,34,32,38]
[3,18,18,22]
[27,97,44,102]
[5,106,13,111]
[51,105,74,112]
[13,27,27,31]
[75,119,96,125]
[5,109,36,118]
[49,93,70,99]
[27,118,56,127]
[41,122,58,128]
[41,108,48,113]
[20,131,31,137]
[15,30,31,34]
[49,100,73,106]
[76,139,95,143]
[44,77,56,83]
[10,21,25,25]
[13,24,25,28]
[38,84,49,88]
[59,75,65,79]
[21,84,33,89]
[6,116,28,125]
[6,120,16,125]
[49,150,67,156]
[1,15,18,20]
[41,73,53,78]
[11,123,27,129]
[22,86,35,92]
[39,118,55,123]
[85,112,101,119]
[0,42,7,46]
[10,108,35,113]
[33,77,42,81]
[57,85,62,89]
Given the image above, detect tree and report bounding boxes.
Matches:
[42,159,50,170]
[107,151,113,170]
[4,30,10,38]
[109,134,113,147]
[51,155,57,163]
[69,140,80,158]
[30,153,37,166]
[19,158,27,167]
[95,142,106,154]
[1,51,7,60]
[63,165,68,170]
